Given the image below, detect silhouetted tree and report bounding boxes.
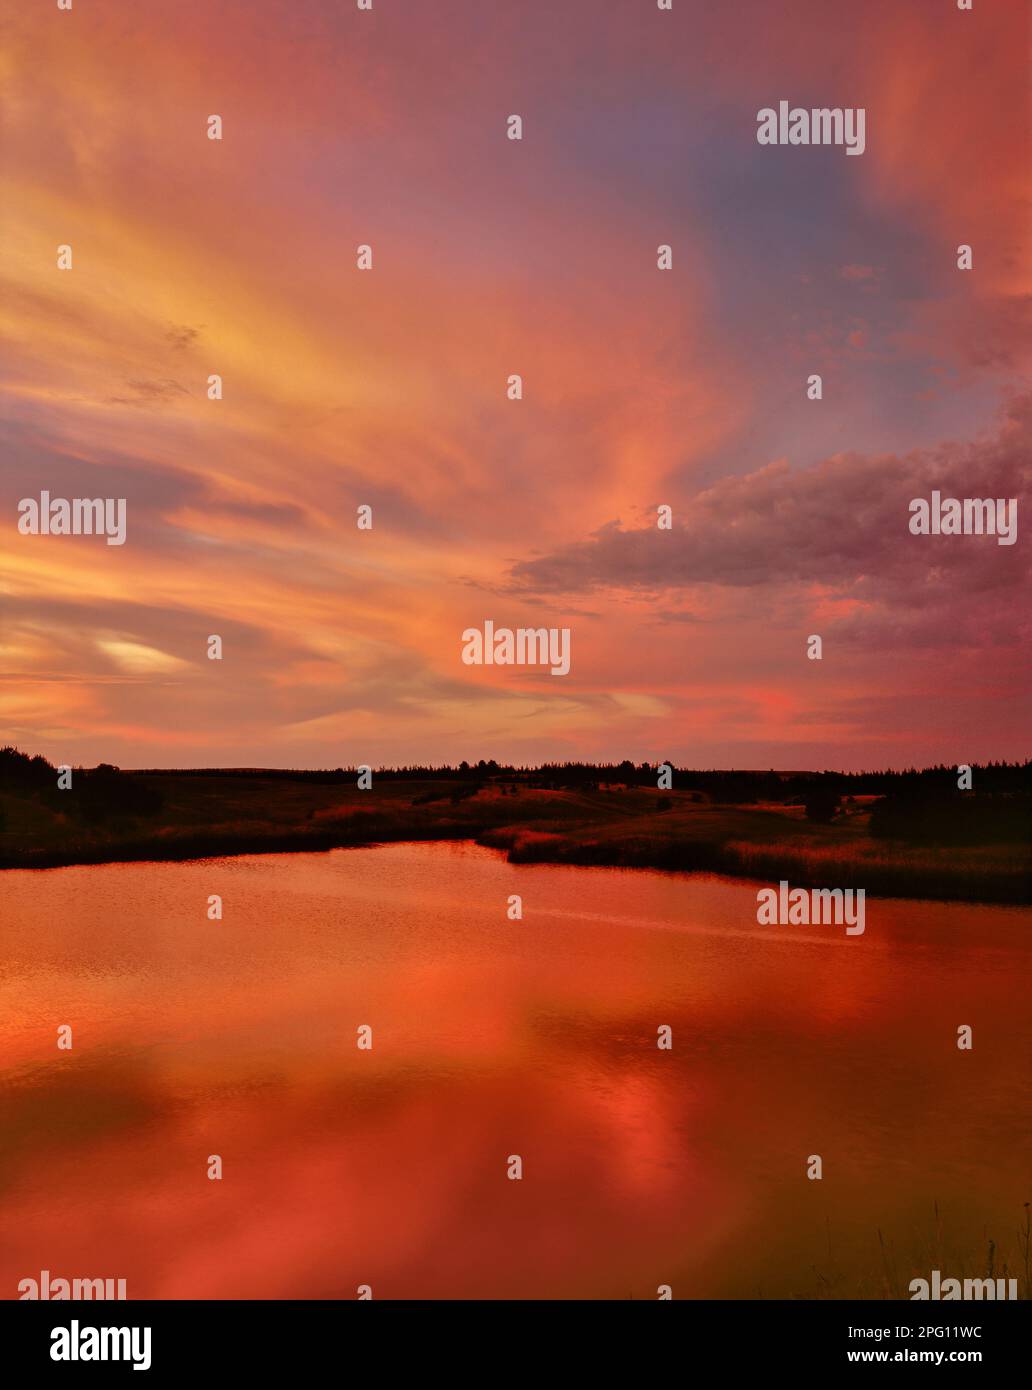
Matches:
[804,785,840,823]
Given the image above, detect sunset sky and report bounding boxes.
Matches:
[1,0,1028,770]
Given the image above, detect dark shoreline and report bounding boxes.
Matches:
[2,821,1028,907]
[1,768,1028,904]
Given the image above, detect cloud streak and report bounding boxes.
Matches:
[0,0,1027,769]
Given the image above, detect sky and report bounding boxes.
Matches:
[1,0,1028,770]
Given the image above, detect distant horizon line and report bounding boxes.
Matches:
[5,746,1029,780]
[54,760,1032,778]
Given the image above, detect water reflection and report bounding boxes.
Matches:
[1,842,1028,1298]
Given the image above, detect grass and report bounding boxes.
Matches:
[795,1201,1032,1301]
[0,777,1028,904]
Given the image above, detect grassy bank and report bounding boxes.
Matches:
[0,775,1027,904]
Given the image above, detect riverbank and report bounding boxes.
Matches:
[1,775,1027,903]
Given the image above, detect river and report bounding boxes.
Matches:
[1,841,1029,1299]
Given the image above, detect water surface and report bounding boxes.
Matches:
[1,842,1029,1299]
